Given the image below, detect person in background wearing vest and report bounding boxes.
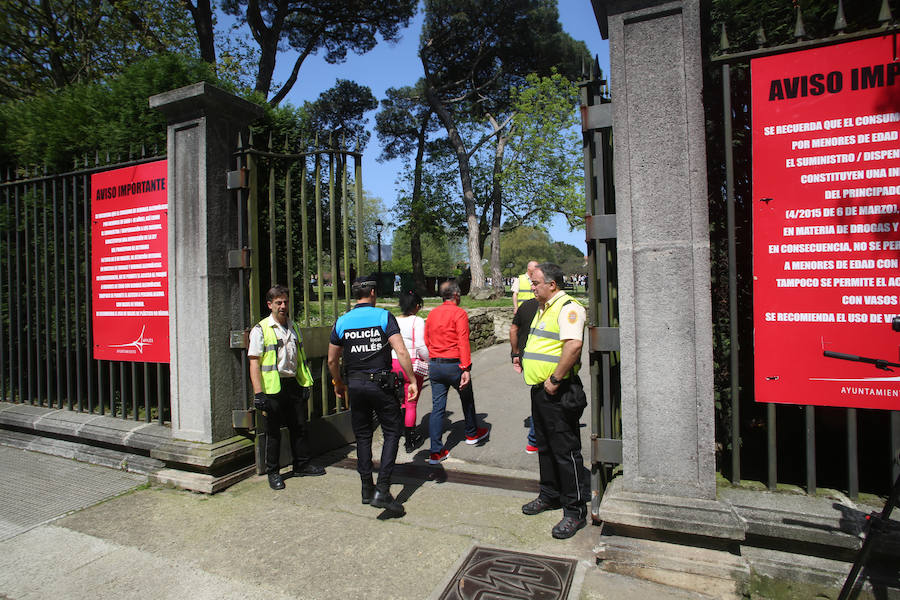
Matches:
[519,263,590,539]
[248,284,325,491]
[328,276,417,515]
[510,293,540,454]
[512,260,538,313]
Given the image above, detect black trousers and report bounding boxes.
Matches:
[531,375,589,519]
[349,377,402,493]
[264,377,311,474]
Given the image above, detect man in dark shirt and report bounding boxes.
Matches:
[510,296,540,454]
[424,280,489,464]
[328,276,417,515]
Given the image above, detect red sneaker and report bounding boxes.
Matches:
[525,444,538,454]
[465,427,490,445]
[428,449,450,464]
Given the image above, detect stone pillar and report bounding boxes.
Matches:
[596,0,743,538]
[150,83,263,444]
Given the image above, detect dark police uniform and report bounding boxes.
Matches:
[330,303,403,494]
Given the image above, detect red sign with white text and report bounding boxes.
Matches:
[752,35,900,410]
[91,160,169,362]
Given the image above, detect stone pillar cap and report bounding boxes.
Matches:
[149,82,263,124]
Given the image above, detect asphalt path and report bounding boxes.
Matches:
[392,341,593,477]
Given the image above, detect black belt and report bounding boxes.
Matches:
[430,357,460,363]
[347,371,389,381]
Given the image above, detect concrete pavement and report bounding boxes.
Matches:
[0,446,716,600]
[0,343,726,599]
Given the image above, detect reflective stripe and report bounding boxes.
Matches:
[527,328,559,341]
[260,364,279,372]
[521,351,558,363]
[262,344,278,352]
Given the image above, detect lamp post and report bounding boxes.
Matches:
[375,219,384,290]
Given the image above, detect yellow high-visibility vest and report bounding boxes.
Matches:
[521,293,581,385]
[259,319,313,393]
[516,273,535,305]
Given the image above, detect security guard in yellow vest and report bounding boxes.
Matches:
[519,263,589,539]
[249,284,324,490]
[512,260,538,311]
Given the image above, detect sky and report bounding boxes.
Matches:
[253,1,610,252]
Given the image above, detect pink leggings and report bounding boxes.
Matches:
[391,359,424,427]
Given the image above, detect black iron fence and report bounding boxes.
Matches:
[709,1,900,498]
[0,155,170,423]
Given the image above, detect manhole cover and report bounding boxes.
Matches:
[438,546,577,600]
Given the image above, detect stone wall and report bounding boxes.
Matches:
[466,307,512,352]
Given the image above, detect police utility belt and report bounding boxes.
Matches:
[347,370,400,391]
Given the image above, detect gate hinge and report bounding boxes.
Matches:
[586,214,616,241]
[589,326,619,352]
[226,168,249,190]
[581,102,612,131]
[227,248,251,269]
[591,435,623,465]
[230,329,249,349]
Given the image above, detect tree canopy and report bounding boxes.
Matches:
[201,0,417,104]
[419,0,589,293]
[0,0,198,100]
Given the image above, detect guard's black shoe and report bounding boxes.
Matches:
[551,515,586,539]
[268,472,285,490]
[361,481,375,505]
[371,490,405,515]
[404,428,423,453]
[522,496,561,515]
[293,463,326,477]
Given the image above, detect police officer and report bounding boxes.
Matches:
[519,263,590,539]
[327,276,417,515]
[248,284,325,491]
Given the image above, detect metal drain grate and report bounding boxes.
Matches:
[438,546,577,600]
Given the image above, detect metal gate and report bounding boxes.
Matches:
[0,155,170,423]
[580,61,622,518]
[711,1,900,498]
[228,134,368,471]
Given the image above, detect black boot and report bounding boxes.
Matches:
[404,427,422,453]
[361,476,375,505]
[371,489,405,515]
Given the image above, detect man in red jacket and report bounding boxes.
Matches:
[424,280,489,464]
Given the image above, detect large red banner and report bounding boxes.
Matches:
[91,160,169,363]
[752,36,900,410]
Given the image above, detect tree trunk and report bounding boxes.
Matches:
[246,0,291,100]
[422,82,485,292]
[488,116,506,298]
[410,115,430,296]
[183,0,216,63]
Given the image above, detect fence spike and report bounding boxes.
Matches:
[237,132,244,150]
[719,23,730,52]
[833,0,847,32]
[756,25,768,47]
[267,131,273,151]
[878,0,893,24]
[248,130,255,147]
[592,54,601,80]
[283,134,290,152]
[794,4,807,40]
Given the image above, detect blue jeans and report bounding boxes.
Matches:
[428,361,478,453]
